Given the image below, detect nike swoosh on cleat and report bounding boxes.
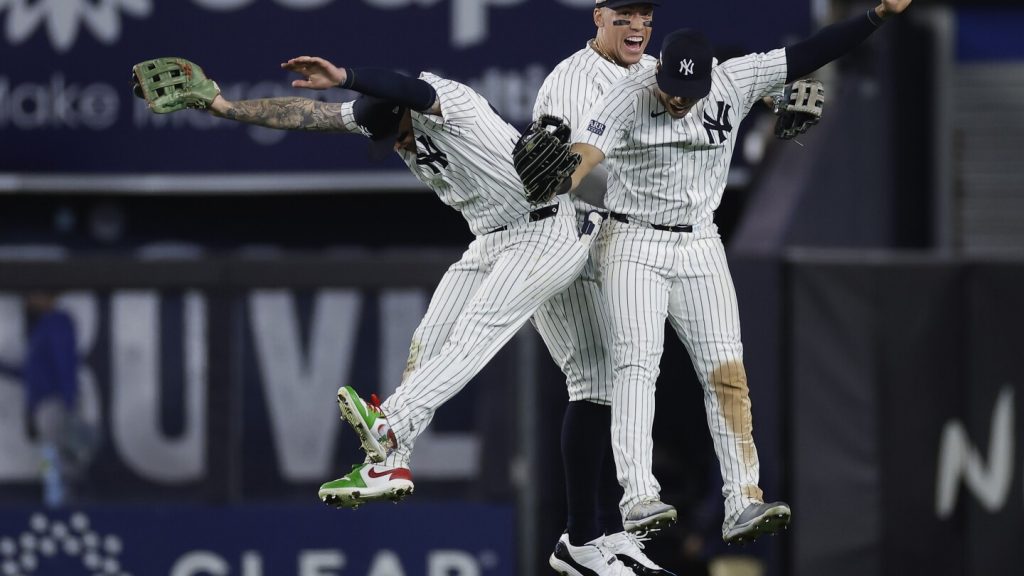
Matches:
[366,467,396,479]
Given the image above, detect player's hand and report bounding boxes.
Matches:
[877,0,911,18]
[282,56,346,90]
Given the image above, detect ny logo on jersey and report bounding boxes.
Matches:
[679,59,694,76]
[702,101,733,144]
[416,135,449,174]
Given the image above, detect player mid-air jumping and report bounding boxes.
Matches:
[533,2,822,572]
[514,0,911,547]
[130,56,649,573]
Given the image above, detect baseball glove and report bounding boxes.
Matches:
[771,78,824,140]
[131,57,220,114]
[513,115,581,204]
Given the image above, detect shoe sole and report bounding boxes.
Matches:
[318,480,414,509]
[548,555,586,576]
[623,507,678,535]
[723,504,791,545]
[549,546,601,576]
[337,387,387,463]
[614,554,667,576]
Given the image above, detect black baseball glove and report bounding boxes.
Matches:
[771,78,824,140]
[513,115,581,204]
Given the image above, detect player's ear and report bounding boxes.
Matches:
[593,8,603,28]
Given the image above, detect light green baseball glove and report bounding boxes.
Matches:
[131,57,220,114]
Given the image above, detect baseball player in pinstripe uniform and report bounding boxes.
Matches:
[553,0,913,545]
[177,55,606,517]
[262,56,611,509]
[532,2,675,575]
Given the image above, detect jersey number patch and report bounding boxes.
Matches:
[702,101,733,145]
[416,135,450,174]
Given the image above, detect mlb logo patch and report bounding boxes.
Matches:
[587,120,606,135]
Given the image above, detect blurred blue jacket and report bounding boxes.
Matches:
[22,310,78,413]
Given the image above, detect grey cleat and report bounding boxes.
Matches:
[623,499,678,535]
[722,501,791,544]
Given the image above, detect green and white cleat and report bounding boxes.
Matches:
[319,463,415,509]
[336,386,397,463]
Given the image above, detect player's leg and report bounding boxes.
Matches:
[319,244,488,506]
[596,223,677,533]
[323,217,590,504]
[535,243,671,574]
[533,254,614,544]
[666,232,789,543]
[380,215,592,467]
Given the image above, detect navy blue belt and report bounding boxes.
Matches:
[486,204,560,235]
[610,212,692,233]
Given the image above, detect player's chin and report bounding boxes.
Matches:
[667,106,692,119]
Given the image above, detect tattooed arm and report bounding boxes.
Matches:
[208,95,354,132]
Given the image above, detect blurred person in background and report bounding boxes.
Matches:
[0,291,86,508]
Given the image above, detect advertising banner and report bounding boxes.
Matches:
[0,256,519,502]
[0,503,515,576]
[789,258,1024,576]
[0,0,809,191]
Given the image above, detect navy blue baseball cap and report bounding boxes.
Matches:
[595,0,661,8]
[353,95,407,160]
[656,29,714,99]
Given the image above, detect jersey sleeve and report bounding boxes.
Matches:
[340,100,373,138]
[573,80,636,157]
[720,48,788,112]
[417,72,486,126]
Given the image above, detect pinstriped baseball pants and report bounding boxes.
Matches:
[594,218,764,528]
[531,211,616,406]
[382,204,598,469]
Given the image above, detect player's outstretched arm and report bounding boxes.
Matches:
[131,57,353,131]
[284,56,441,116]
[784,0,912,83]
[209,96,352,131]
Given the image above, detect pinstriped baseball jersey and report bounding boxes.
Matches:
[528,44,656,406]
[577,49,788,225]
[341,72,555,237]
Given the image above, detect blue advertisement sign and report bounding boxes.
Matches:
[0,0,808,191]
[0,503,515,576]
[0,283,519,501]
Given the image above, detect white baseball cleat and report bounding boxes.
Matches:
[595,531,674,575]
[549,533,638,576]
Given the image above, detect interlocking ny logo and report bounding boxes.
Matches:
[702,100,733,144]
[416,135,450,175]
[679,59,694,76]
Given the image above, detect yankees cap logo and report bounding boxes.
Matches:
[680,58,695,75]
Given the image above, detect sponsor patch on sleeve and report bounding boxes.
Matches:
[587,120,606,135]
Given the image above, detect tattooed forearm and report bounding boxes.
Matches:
[215,98,348,131]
